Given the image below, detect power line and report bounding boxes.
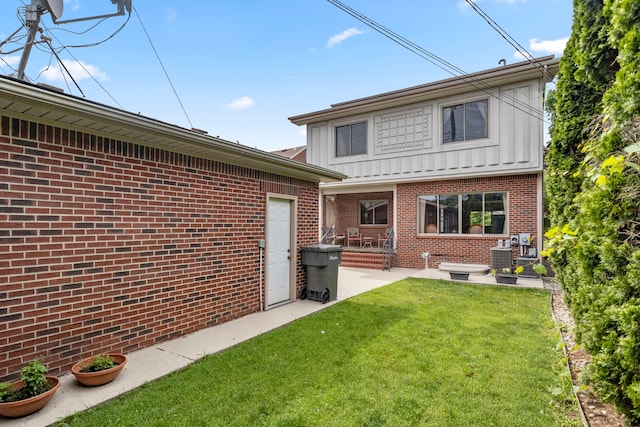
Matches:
[63,13,131,49]
[44,37,84,96]
[326,0,549,123]
[463,0,548,79]
[38,22,125,108]
[132,5,193,129]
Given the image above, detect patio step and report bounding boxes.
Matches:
[340,251,386,269]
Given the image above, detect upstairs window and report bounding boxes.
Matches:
[336,122,367,157]
[442,99,488,143]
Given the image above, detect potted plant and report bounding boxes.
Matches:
[71,353,127,387]
[492,262,548,284]
[0,359,60,418]
[449,271,470,281]
[492,266,524,284]
[531,262,547,277]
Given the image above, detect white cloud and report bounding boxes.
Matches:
[529,37,569,55]
[64,0,81,13]
[513,37,569,59]
[326,28,365,48]
[164,7,177,24]
[223,96,255,110]
[39,59,108,82]
[0,55,20,67]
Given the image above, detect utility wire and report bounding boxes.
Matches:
[463,0,548,79]
[45,37,83,95]
[132,5,193,129]
[326,0,547,123]
[328,0,546,121]
[63,13,131,48]
[38,22,125,108]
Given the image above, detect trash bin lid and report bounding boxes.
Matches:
[300,244,344,253]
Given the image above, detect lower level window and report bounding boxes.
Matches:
[418,192,506,234]
[360,200,388,225]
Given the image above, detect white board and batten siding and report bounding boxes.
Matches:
[306,80,545,184]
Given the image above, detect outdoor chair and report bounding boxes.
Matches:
[378,227,393,248]
[347,227,362,247]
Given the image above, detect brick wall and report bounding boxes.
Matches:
[333,191,394,243]
[396,174,539,268]
[0,115,318,381]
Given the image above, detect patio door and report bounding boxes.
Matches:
[266,197,294,308]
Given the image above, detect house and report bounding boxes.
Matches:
[271,145,307,163]
[0,75,344,381]
[289,56,560,270]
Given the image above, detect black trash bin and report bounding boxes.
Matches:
[300,244,343,304]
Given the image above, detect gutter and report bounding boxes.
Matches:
[0,75,345,184]
[289,56,560,126]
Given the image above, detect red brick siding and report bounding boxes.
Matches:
[333,191,393,242]
[396,175,539,268]
[0,115,318,381]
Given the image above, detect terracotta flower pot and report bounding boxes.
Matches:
[0,376,60,418]
[71,353,127,387]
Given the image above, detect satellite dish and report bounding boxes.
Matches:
[43,0,64,20]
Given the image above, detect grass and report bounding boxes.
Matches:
[55,278,580,426]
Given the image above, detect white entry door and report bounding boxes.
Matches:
[266,198,292,307]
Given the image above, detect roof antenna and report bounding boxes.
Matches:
[6,0,131,81]
[14,0,63,81]
[498,58,506,66]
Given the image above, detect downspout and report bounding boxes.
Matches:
[258,239,265,311]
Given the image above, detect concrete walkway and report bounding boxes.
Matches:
[4,266,542,426]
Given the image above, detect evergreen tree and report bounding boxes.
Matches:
[546,0,640,420]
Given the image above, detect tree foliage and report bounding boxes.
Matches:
[545,0,640,421]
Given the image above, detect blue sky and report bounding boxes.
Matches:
[0,0,572,152]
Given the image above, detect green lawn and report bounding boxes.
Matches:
[55,278,580,426]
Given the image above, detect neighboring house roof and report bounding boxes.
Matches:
[271,146,306,163]
[289,55,560,125]
[0,75,344,183]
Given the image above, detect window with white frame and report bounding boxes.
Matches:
[359,200,388,225]
[336,122,367,157]
[442,99,488,143]
[418,192,506,234]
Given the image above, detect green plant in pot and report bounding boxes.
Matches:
[531,262,547,277]
[72,353,127,386]
[0,359,60,418]
[492,265,523,284]
[492,262,547,284]
[82,354,117,372]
